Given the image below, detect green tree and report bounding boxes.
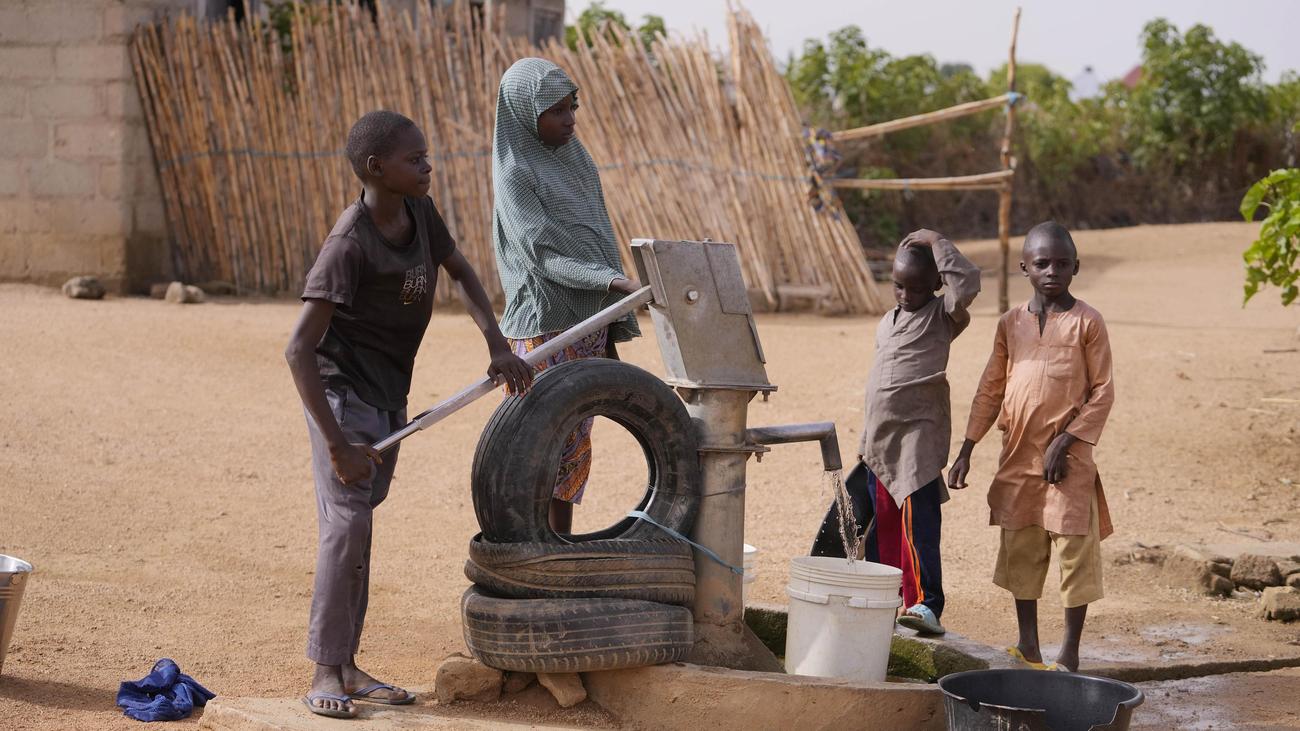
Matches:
[1123,19,1267,170]
[564,2,663,51]
[1241,167,1300,306]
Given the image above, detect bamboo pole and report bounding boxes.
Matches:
[833,93,1014,143]
[998,8,1022,314]
[829,169,1013,192]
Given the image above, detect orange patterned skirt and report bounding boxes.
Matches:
[506,328,608,503]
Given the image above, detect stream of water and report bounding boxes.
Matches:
[824,468,863,563]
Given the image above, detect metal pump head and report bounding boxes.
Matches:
[631,239,772,391]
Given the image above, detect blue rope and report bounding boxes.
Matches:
[627,510,744,575]
[1007,91,1024,108]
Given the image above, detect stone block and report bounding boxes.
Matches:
[51,200,130,237]
[0,121,49,158]
[28,159,96,197]
[1259,587,1300,622]
[0,200,55,234]
[433,653,501,703]
[0,7,27,44]
[29,84,102,118]
[104,81,143,120]
[103,4,165,40]
[98,162,128,199]
[54,121,128,160]
[1276,559,1300,579]
[888,635,988,682]
[0,83,25,118]
[1289,574,1300,590]
[133,199,167,236]
[0,160,22,196]
[55,44,132,81]
[0,47,56,80]
[1159,545,1234,597]
[1231,554,1284,591]
[23,232,107,279]
[744,603,788,657]
[62,275,106,299]
[24,4,103,44]
[584,662,945,731]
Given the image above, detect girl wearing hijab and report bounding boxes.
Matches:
[491,58,642,534]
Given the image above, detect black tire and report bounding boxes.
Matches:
[460,587,693,673]
[464,534,695,605]
[471,358,700,544]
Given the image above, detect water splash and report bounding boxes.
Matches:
[824,468,863,564]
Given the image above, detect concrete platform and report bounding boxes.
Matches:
[198,663,944,731]
[197,687,597,731]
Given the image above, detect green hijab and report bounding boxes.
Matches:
[491,57,638,342]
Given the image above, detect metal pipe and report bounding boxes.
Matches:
[745,421,842,472]
[370,286,655,453]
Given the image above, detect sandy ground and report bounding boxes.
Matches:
[2,221,1299,729]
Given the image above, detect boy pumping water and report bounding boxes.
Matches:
[285,111,532,719]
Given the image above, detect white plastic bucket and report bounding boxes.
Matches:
[0,554,33,677]
[742,544,758,604]
[784,556,902,682]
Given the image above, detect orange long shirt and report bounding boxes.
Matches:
[965,300,1115,538]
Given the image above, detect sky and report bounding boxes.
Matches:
[567,0,1300,84]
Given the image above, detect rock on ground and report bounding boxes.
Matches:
[1259,587,1300,622]
[1232,554,1284,591]
[1160,545,1235,597]
[1288,574,1300,590]
[163,281,205,304]
[62,276,106,300]
[433,653,502,703]
[1276,559,1300,579]
[537,672,587,708]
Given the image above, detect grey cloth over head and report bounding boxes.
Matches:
[491,57,639,343]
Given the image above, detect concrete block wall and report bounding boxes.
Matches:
[0,0,187,292]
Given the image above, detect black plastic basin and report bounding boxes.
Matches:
[938,669,1144,731]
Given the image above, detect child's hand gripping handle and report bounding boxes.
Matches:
[370,286,656,453]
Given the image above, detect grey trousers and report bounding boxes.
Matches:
[305,385,404,666]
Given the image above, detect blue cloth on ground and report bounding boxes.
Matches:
[116,658,216,722]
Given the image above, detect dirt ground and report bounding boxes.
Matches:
[2,221,1299,729]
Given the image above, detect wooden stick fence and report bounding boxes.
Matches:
[826,8,1023,313]
[130,1,889,314]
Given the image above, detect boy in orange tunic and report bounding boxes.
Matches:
[948,221,1115,672]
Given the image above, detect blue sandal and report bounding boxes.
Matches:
[349,682,416,705]
[303,691,358,718]
[896,604,946,635]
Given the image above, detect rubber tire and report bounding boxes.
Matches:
[464,534,695,605]
[471,358,700,544]
[460,586,693,673]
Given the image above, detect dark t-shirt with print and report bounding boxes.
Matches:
[302,194,456,411]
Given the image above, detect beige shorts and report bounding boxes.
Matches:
[993,492,1103,608]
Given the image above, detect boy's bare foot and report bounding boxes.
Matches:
[307,664,355,716]
[1054,648,1079,672]
[343,662,413,703]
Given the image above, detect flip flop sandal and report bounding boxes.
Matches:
[349,682,416,705]
[1005,646,1052,671]
[303,691,358,718]
[896,605,946,635]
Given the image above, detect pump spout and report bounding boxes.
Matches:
[745,422,842,472]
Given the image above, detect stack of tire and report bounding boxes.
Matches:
[462,358,702,673]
